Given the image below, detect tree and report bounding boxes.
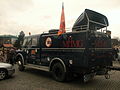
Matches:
[14,31,25,49]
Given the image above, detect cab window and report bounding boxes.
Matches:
[22,38,28,47]
[22,37,32,48]
[26,38,32,48]
[31,37,38,46]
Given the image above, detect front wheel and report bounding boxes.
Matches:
[17,58,25,71]
[0,69,7,80]
[52,63,66,82]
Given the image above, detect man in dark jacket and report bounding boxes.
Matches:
[9,48,16,65]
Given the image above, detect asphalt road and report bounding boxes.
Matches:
[0,62,120,90]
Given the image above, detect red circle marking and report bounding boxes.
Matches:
[45,37,52,47]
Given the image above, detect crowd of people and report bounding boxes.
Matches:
[0,44,16,65]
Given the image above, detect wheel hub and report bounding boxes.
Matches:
[18,61,22,65]
[0,71,6,79]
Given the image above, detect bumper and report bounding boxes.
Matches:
[8,69,15,76]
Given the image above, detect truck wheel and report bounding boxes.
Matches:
[17,58,25,71]
[52,63,66,82]
[0,69,7,80]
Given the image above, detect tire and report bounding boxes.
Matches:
[0,69,7,80]
[17,57,25,71]
[52,63,66,82]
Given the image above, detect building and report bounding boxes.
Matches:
[0,35,18,46]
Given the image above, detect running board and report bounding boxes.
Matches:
[24,64,49,72]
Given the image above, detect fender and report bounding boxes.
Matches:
[49,57,66,72]
[16,53,25,65]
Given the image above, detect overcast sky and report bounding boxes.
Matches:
[0,0,120,38]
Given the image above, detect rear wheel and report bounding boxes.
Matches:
[52,63,66,82]
[17,57,25,71]
[0,69,7,80]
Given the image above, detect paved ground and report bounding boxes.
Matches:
[0,61,120,90]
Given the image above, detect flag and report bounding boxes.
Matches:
[58,2,66,35]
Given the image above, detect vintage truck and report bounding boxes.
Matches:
[15,9,113,82]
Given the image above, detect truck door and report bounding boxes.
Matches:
[23,36,41,65]
[22,37,32,64]
[29,36,41,65]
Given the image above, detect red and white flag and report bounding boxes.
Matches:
[58,3,66,35]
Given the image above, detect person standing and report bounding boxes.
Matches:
[9,47,16,65]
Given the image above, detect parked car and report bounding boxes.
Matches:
[0,62,15,80]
